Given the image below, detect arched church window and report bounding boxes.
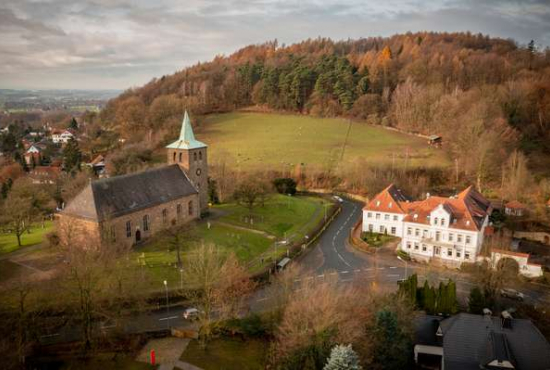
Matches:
[194,152,197,161]
[199,151,202,160]
[179,152,183,162]
[173,152,176,162]
[188,201,194,216]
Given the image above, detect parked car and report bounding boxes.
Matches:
[333,195,344,203]
[183,307,200,320]
[500,288,524,301]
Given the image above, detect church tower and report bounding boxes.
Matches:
[166,111,208,213]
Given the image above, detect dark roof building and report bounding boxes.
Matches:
[414,312,550,370]
[62,164,198,221]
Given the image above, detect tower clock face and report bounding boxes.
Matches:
[196,168,202,176]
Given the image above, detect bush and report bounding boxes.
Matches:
[397,250,411,261]
[46,231,60,247]
[272,178,297,196]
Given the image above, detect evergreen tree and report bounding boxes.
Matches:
[69,117,79,130]
[63,137,82,173]
[468,287,487,314]
[447,280,458,314]
[371,309,412,370]
[324,344,362,370]
[423,283,436,315]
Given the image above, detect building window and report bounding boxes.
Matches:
[407,227,412,236]
[368,224,373,232]
[162,209,168,224]
[414,243,419,250]
[423,229,428,238]
[440,218,445,226]
[457,234,463,243]
[126,221,131,238]
[143,215,149,231]
[188,201,193,216]
[465,252,470,260]
[391,227,396,235]
[406,242,411,249]
[435,231,440,241]
[173,152,176,162]
[193,152,197,161]
[393,215,398,221]
[456,251,461,258]
[449,233,454,242]
[375,213,380,220]
[179,152,183,162]
[434,217,438,225]
[435,247,440,255]
[177,204,182,218]
[447,248,452,257]
[422,244,427,252]
[384,214,389,221]
[199,151,202,160]
[379,225,384,233]
[367,212,372,218]
[465,236,471,245]
[415,228,420,237]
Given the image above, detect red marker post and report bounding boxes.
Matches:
[150,349,156,365]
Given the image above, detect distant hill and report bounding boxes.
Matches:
[96,32,550,182]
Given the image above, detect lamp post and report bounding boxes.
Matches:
[397,256,408,279]
[163,280,169,330]
[179,269,184,291]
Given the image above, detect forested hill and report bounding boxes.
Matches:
[97,32,550,177]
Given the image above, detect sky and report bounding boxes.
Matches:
[1,0,549,90]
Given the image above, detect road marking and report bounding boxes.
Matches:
[389,266,397,269]
[159,316,178,321]
[341,270,349,274]
[40,333,60,338]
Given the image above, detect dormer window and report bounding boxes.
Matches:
[388,202,392,208]
[414,214,418,220]
[376,200,380,207]
[434,217,438,225]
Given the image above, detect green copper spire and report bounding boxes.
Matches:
[166,111,207,150]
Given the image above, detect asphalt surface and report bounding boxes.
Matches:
[39,197,550,345]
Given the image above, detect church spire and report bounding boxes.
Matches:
[166,111,207,150]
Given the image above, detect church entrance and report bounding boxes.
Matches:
[135,230,141,243]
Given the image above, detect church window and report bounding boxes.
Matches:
[143,215,149,231]
[126,221,131,238]
[177,204,182,218]
[193,152,197,161]
[162,209,168,224]
[188,201,194,216]
[199,151,202,160]
[179,152,183,163]
[110,226,116,242]
[173,152,176,162]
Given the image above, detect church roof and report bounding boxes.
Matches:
[62,165,198,221]
[166,111,207,150]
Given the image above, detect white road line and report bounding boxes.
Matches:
[389,266,397,269]
[159,316,178,321]
[341,270,349,274]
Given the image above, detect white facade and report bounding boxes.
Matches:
[52,130,74,144]
[363,199,490,266]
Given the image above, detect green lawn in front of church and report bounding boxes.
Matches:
[0,221,54,256]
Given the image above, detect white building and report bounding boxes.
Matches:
[363,184,492,267]
[51,129,75,144]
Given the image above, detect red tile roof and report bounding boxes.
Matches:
[364,184,492,231]
[505,200,526,209]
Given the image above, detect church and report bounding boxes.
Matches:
[57,112,208,248]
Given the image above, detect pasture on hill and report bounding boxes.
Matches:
[199,112,450,171]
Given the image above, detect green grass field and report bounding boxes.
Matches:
[199,112,449,171]
[0,221,54,255]
[181,337,266,370]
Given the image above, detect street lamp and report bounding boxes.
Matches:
[163,280,169,330]
[397,256,408,279]
[179,269,184,291]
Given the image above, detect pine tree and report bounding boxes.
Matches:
[62,137,82,173]
[324,344,362,370]
[69,117,79,130]
[371,309,412,370]
[468,287,486,314]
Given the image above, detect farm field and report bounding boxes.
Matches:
[199,112,450,171]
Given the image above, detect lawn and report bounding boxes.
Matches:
[181,337,266,370]
[361,231,396,247]
[199,112,449,171]
[0,220,54,255]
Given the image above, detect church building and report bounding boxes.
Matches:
[57,112,208,248]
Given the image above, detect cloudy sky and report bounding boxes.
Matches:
[1,0,549,90]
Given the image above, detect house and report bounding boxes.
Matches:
[57,112,208,248]
[87,155,106,177]
[24,143,46,165]
[504,200,527,217]
[363,184,492,267]
[51,129,75,144]
[414,312,550,370]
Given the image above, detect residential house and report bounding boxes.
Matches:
[363,184,492,267]
[51,129,75,144]
[414,312,550,370]
[24,143,46,165]
[505,201,527,217]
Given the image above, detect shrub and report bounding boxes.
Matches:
[272,178,297,195]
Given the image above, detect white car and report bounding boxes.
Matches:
[333,195,344,203]
[500,288,524,301]
[183,307,200,320]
